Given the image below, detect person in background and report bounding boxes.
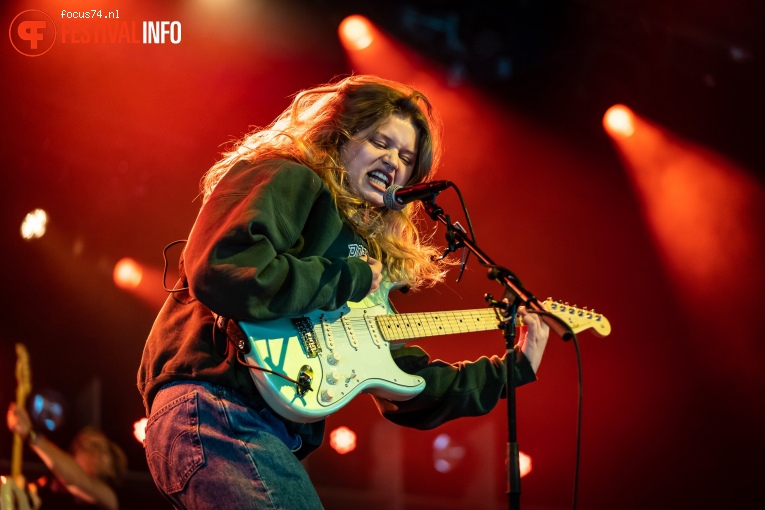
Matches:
[6,403,127,510]
[138,74,550,509]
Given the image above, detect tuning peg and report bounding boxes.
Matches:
[484,293,509,312]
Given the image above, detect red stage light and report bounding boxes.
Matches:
[113,257,143,289]
[604,104,636,138]
[339,15,374,51]
[519,450,532,478]
[329,426,357,454]
[20,208,48,240]
[133,417,148,444]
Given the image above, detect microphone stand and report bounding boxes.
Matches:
[420,197,573,510]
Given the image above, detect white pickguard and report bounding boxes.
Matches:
[238,304,425,423]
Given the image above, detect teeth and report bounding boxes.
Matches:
[368,171,390,187]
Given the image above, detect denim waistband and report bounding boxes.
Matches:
[152,380,261,416]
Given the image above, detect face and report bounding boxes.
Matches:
[74,433,116,480]
[340,114,418,208]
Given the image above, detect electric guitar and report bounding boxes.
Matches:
[238,297,611,423]
[0,344,38,510]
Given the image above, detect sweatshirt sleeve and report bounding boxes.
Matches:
[183,160,372,321]
[372,345,537,430]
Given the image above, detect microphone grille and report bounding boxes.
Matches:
[383,185,405,211]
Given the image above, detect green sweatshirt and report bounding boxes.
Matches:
[138,159,535,459]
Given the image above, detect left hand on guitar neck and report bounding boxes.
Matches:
[517,306,550,374]
[6,404,34,444]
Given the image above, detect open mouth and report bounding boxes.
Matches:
[367,170,391,190]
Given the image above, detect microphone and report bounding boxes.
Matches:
[383,180,452,210]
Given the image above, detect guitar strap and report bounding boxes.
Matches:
[213,313,250,356]
[212,313,230,356]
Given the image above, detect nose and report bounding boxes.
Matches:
[381,152,399,171]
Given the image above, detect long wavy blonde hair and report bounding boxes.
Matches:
[200,75,449,290]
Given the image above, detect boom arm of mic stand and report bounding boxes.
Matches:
[422,201,574,341]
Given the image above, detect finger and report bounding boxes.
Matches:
[517,307,537,325]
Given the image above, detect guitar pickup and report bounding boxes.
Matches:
[291,317,321,357]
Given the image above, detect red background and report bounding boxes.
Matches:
[2,1,763,508]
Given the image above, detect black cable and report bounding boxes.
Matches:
[572,335,582,510]
[162,239,189,292]
[525,308,583,510]
[236,353,313,393]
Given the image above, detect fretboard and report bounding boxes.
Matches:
[375,308,502,343]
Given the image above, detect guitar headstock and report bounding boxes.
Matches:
[15,343,32,408]
[541,299,611,338]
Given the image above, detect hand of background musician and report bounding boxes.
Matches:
[6,402,33,442]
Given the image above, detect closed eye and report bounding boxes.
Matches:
[370,136,415,166]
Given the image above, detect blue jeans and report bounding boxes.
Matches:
[144,381,324,509]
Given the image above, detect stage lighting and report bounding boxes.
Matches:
[30,390,65,432]
[329,426,356,454]
[113,257,143,289]
[339,15,373,51]
[432,433,465,473]
[133,417,148,444]
[20,208,48,240]
[604,104,636,139]
[519,450,532,478]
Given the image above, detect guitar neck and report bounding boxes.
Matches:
[10,391,28,479]
[374,299,612,344]
[376,308,502,343]
[12,343,31,481]
[11,433,24,479]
